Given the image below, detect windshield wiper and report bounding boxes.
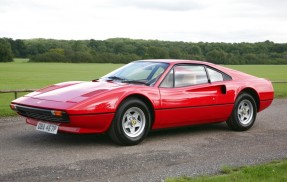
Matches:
[121,80,149,86]
[106,76,148,85]
[107,76,125,80]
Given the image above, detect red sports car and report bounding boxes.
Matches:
[10,60,274,145]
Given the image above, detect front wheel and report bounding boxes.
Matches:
[108,98,151,145]
[227,93,257,131]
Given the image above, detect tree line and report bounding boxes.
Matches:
[1,37,287,64]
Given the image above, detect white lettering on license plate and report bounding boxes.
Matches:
[36,122,58,134]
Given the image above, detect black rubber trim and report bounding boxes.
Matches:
[14,104,69,123]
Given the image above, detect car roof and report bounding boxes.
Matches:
[138,59,256,80]
[138,59,218,67]
[139,59,207,64]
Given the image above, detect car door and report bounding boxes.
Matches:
[158,64,230,128]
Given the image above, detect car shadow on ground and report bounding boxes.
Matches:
[149,122,230,137]
[14,122,230,148]
[14,131,115,148]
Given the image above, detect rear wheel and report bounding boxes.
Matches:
[227,93,257,131]
[108,98,151,145]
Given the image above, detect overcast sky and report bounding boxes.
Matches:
[1,0,286,42]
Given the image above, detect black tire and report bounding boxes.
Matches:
[108,98,151,145]
[226,92,257,131]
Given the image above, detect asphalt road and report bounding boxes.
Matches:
[0,99,286,182]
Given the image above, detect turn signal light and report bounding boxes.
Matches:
[51,110,63,117]
[10,104,17,110]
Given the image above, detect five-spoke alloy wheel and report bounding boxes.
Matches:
[108,98,151,145]
[122,107,146,138]
[237,99,254,125]
[227,92,257,131]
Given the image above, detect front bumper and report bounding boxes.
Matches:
[11,100,115,134]
[26,113,114,134]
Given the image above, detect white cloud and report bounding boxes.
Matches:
[110,0,205,11]
[0,0,286,42]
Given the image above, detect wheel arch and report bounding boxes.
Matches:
[238,87,260,111]
[117,94,155,128]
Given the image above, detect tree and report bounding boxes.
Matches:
[0,38,13,62]
[30,52,66,62]
[11,39,27,57]
[187,45,202,55]
[169,47,182,59]
[242,53,259,64]
[72,41,87,52]
[206,49,227,64]
[135,45,147,57]
[1,37,286,64]
[147,46,169,59]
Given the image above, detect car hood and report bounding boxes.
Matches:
[26,81,124,103]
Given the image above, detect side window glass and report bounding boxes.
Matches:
[207,68,224,82]
[160,69,174,88]
[174,65,208,87]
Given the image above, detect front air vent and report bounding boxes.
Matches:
[15,105,69,123]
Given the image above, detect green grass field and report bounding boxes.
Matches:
[0,60,286,116]
[166,159,287,182]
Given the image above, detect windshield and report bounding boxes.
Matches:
[101,61,169,86]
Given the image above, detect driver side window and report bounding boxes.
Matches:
[160,69,174,88]
[160,65,208,88]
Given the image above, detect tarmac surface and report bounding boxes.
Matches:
[0,99,286,181]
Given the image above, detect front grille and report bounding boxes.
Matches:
[15,105,69,123]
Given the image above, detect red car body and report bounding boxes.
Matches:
[11,60,274,136]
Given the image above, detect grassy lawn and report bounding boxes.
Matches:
[226,65,287,81]
[0,60,286,117]
[166,159,287,182]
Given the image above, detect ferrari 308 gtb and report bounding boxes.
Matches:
[10,60,274,145]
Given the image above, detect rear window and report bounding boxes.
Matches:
[207,67,232,82]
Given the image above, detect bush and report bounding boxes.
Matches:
[0,38,13,62]
[30,52,66,62]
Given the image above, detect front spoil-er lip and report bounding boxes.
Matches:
[10,104,69,123]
